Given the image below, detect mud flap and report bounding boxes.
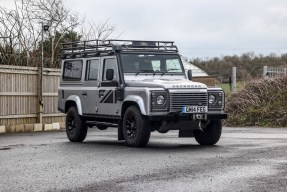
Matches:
[118,121,124,140]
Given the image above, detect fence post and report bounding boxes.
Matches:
[263,66,268,78]
[229,76,232,92]
[232,67,236,93]
[37,66,43,124]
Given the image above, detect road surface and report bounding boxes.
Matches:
[0,127,287,192]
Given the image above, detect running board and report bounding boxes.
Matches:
[85,121,118,127]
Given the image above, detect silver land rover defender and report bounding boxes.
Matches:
[58,39,227,147]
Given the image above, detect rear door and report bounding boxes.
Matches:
[81,59,100,114]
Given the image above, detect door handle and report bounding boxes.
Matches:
[82,92,87,96]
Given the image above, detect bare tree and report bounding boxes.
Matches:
[29,0,82,66]
[0,0,118,67]
[0,0,82,66]
[0,0,40,66]
[80,19,120,41]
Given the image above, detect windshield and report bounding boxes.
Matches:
[121,54,184,74]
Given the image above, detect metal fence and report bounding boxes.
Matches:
[0,65,64,126]
[263,66,287,78]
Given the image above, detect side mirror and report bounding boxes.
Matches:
[187,69,192,81]
[106,69,114,81]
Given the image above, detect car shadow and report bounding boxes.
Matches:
[66,139,221,152]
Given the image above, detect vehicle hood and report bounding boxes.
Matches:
[125,79,207,89]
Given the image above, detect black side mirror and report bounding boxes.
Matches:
[106,69,114,81]
[187,69,192,81]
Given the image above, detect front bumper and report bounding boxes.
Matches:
[147,112,227,121]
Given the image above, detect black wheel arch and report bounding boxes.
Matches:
[65,100,77,113]
[121,101,141,118]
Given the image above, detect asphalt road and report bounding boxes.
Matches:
[0,127,287,192]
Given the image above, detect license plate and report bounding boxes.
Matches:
[182,106,208,113]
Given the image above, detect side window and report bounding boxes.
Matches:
[63,60,83,81]
[102,58,119,81]
[86,59,99,81]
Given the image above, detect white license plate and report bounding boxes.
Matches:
[182,106,208,113]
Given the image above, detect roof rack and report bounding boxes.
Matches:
[61,39,178,58]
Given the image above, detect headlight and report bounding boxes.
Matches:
[209,94,216,104]
[151,91,169,111]
[208,90,225,110]
[156,95,165,105]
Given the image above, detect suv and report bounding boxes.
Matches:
[58,40,227,147]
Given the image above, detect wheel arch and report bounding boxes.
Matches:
[65,95,83,115]
[122,96,147,117]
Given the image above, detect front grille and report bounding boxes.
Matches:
[170,92,208,112]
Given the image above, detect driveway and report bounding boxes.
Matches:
[0,127,286,192]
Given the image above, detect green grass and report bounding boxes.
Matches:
[220,82,245,93]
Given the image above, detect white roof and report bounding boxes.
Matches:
[183,61,208,77]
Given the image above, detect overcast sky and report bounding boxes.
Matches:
[2,0,287,59]
[65,0,287,59]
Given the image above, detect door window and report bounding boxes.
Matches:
[102,58,119,81]
[86,59,100,81]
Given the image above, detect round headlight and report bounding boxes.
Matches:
[209,94,216,104]
[156,95,165,105]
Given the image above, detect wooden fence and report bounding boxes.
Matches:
[0,65,219,127]
[0,65,65,126]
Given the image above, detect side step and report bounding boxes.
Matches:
[85,121,118,128]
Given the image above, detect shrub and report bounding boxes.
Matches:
[225,77,287,127]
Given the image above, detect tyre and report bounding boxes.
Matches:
[123,106,150,147]
[66,106,88,142]
[194,120,222,145]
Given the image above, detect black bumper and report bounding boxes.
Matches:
[147,113,228,121]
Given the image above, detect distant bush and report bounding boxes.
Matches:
[225,77,287,127]
[191,52,287,80]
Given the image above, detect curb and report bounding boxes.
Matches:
[0,125,5,133]
[0,122,65,134]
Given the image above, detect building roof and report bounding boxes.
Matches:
[183,61,208,77]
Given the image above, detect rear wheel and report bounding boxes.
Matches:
[123,106,150,147]
[194,120,222,145]
[66,106,88,142]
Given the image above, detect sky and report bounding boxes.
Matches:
[2,0,287,59]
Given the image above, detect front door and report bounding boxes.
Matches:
[97,57,121,116]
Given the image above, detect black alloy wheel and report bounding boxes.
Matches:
[66,106,88,142]
[123,106,150,147]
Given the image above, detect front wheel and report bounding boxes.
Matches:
[123,106,150,147]
[66,106,88,142]
[194,120,222,145]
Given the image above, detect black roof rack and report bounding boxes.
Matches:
[61,39,178,58]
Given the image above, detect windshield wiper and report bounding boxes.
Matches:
[136,69,155,75]
[161,68,179,75]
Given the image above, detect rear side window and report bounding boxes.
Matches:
[63,60,83,81]
[86,59,100,81]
